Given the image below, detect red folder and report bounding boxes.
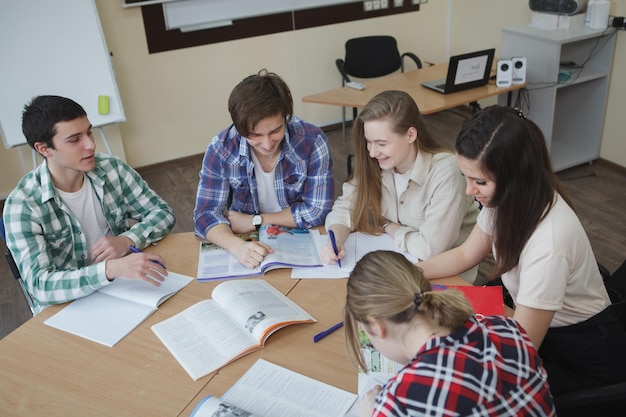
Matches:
[446,285,505,316]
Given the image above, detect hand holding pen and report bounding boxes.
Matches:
[321,228,346,266]
[103,245,168,287]
[328,230,342,268]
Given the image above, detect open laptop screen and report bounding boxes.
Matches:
[422,48,495,94]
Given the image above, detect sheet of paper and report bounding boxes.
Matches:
[44,291,156,347]
[221,359,357,417]
[291,230,417,279]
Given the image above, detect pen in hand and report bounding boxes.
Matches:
[313,321,344,343]
[129,245,167,270]
[328,229,342,268]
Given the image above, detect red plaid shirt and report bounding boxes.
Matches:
[372,316,555,416]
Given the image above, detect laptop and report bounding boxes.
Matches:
[421,48,496,94]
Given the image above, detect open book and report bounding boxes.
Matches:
[197,225,322,281]
[291,230,418,279]
[44,271,193,347]
[190,359,357,417]
[151,279,316,381]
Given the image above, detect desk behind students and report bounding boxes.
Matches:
[302,63,525,114]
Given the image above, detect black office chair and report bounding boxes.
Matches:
[336,36,422,175]
[0,218,37,315]
[552,259,626,417]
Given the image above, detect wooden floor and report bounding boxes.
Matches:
[1,106,625,338]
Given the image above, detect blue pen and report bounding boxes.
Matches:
[313,321,344,343]
[328,229,342,268]
[129,245,167,270]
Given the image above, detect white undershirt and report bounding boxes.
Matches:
[56,174,111,264]
[251,151,282,213]
[392,167,413,201]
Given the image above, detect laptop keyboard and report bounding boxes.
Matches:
[435,83,446,90]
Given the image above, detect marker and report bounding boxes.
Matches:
[328,229,341,268]
[129,245,167,270]
[313,321,344,343]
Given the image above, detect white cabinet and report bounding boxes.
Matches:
[498,25,616,171]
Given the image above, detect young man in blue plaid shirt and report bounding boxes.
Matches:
[3,95,175,311]
[194,69,334,269]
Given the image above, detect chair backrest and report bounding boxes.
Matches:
[607,259,626,329]
[343,36,402,78]
[1,217,39,315]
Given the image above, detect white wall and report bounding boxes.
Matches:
[1,0,623,197]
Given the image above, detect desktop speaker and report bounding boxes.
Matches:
[529,0,587,15]
[511,57,527,84]
[496,60,512,87]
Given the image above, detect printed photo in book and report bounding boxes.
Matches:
[151,279,316,381]
[197,225,321,281]
[190,359,357,417]
[358,328,404,396]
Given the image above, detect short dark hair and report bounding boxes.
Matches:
[227,69,293,138]
[22,95,87,150]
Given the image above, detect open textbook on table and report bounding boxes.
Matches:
[197,225,321,281]
[44,271,193,347]
[190,359,357,417]
[152,279,316,381]
[291,230,418,279]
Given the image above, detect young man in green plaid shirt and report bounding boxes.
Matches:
[2,95,175,312]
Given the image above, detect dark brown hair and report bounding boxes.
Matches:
[227,68,293,137]
[455,105,575,276]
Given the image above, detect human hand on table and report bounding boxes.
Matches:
[358,384,382,417]
[105,252,168,286]
[231,239,274,268]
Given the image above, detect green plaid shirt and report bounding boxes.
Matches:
[3,153,175,309]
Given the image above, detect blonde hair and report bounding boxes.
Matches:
[345,250,474,371]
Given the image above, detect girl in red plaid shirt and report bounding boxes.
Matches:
[345,250,555,417]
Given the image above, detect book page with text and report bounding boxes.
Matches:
[151,299,258,381]
[220,359,356,417]
[212,280,316,344]
[292,231,417,279]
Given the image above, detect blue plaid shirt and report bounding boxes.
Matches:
[194,116,334,238]
[2,153,175,309]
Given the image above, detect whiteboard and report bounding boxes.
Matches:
[0,0,125,148]
[163,0,353,30]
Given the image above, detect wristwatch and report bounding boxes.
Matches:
[252,214,262,231]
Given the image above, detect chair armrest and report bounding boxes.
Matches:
[335,58,350,84]
[401,52,423,71]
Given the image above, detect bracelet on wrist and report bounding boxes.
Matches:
[381,220,392,231]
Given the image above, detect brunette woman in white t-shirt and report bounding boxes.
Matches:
[418,105,626,398]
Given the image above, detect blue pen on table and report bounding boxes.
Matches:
[129,245,167,270]
[328,229,342,268]
[313,321,344,343]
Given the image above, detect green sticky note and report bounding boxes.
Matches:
[98,95,110,115]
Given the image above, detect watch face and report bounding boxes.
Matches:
[252,214,262,226]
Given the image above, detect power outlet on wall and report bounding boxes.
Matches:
[393,0,403,6]
[363,1,373,11]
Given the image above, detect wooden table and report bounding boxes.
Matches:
[302,63,526,114]
[0,232,467,416]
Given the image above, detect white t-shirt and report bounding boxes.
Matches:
[251,151,282,213]
[56,174,111,264]
[477,194,610,327]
